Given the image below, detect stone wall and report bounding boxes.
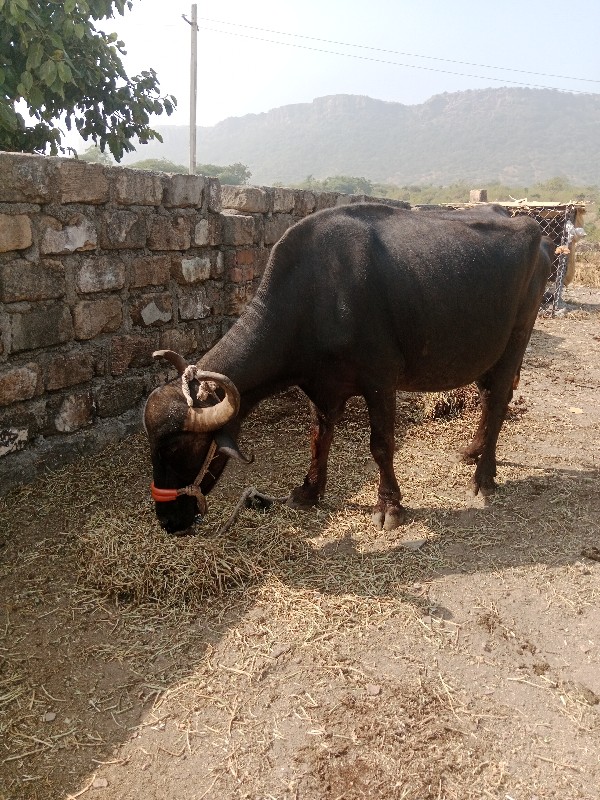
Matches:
[0,152,408,494]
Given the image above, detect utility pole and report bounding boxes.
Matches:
[184,4,198,175]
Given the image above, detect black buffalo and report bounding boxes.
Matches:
[144,203,552,534]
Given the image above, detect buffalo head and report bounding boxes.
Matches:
[144,350,251,534]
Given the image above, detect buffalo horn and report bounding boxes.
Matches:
[184,371,241,432]
[153,349,189,375]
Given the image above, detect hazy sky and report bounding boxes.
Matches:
[102,0,599,132]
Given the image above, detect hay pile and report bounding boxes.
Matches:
[420,385,480,420]
[573,251,600,287]
[79,505,307,607]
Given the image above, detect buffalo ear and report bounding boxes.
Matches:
[214,429,254,464]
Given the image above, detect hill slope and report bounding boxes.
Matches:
[125,88,600,186]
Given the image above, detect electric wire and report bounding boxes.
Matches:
[197,16,599,92]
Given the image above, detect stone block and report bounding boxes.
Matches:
[221,212,255,246]
[264,214,294,245]
[294,190,316,216]
[226,249,256,282]
[314,192,340,211]
[221,186,269,213]
[226,284,250,316]
[196,318,225,352]
[40,214,97,254]
[99,209,147,249]
[10,304,73,352]
[173,254,212,284]
[110,334,158,375]
[129,292,173,327]
[0,364,41,407]
[46,353,95,390]
[56,160,109,204]
[0,427,28,457]
[76,256,126,294]
[470,189,488,203]
[214,251,225,278]
[0,153,52,203]
[147,215,191,250]
[159,327,198,356]
[0,259,65,302]
[0,398,48,441]
[129,255,171,288]
[73,297,122,340]
[207,178,221,212]
[95,377,146,418]
[179,288,211,320]
[256,249,270,276]
[0,214,33,252]
[112,168,163,206]
[163,174,205,208]
[54,390,96,432]
[194,214,222,246]
[272,188,296,213]
[204,282,226,317]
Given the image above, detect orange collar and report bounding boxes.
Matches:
[150,440,218,516]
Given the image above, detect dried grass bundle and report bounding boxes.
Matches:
[79,506,307,608]
[422,385,480,420]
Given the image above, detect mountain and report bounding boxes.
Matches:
[124,88,600,187]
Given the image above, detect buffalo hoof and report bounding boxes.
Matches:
[371,504,406,531]
[458,446,481,465]
[287,486,319,510]
[470,475,496,497]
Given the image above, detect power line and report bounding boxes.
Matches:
[198,16,600,89]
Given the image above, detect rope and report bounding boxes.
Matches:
[181,365,219,407]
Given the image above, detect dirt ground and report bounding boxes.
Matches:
[1,285,599,800]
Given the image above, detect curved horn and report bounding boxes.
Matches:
[184,371,241,432]
[153,350,189,375]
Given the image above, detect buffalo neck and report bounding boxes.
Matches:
[198,294,299,418]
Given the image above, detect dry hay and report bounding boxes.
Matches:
[299,676,502,800]
[79,505,307,608]
[419,385,480,420]
[573,251,600,287]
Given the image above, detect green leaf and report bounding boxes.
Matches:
[39,59,58,87]
[57,62,72,83]
[27,42,44,70]
[20,70,33,91]
[0,102,19,130]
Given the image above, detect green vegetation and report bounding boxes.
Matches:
[78,144,114,166]
[0,0,175,159]
[290,176,600,241]
[126,157,188,173]
[297,175,373,195]
[196,162,251,185]
[125,158,252,185]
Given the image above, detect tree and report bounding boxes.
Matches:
[79,143,114,165]
[322,175,373,195]
[196,162,251,186]
[294,175,373,195]
[129,158,187,173]
[0,0,176,160]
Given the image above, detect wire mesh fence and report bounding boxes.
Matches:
[504,204,578,316]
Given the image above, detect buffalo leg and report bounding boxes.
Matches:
[364,387,406,530]
[462,333,530,495]
[289,401,344,508]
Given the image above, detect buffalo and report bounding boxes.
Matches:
[144,203,552,534]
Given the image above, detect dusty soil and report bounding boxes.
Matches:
[1,286,599,800]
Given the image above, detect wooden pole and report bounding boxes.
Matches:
[189,3,198,175]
